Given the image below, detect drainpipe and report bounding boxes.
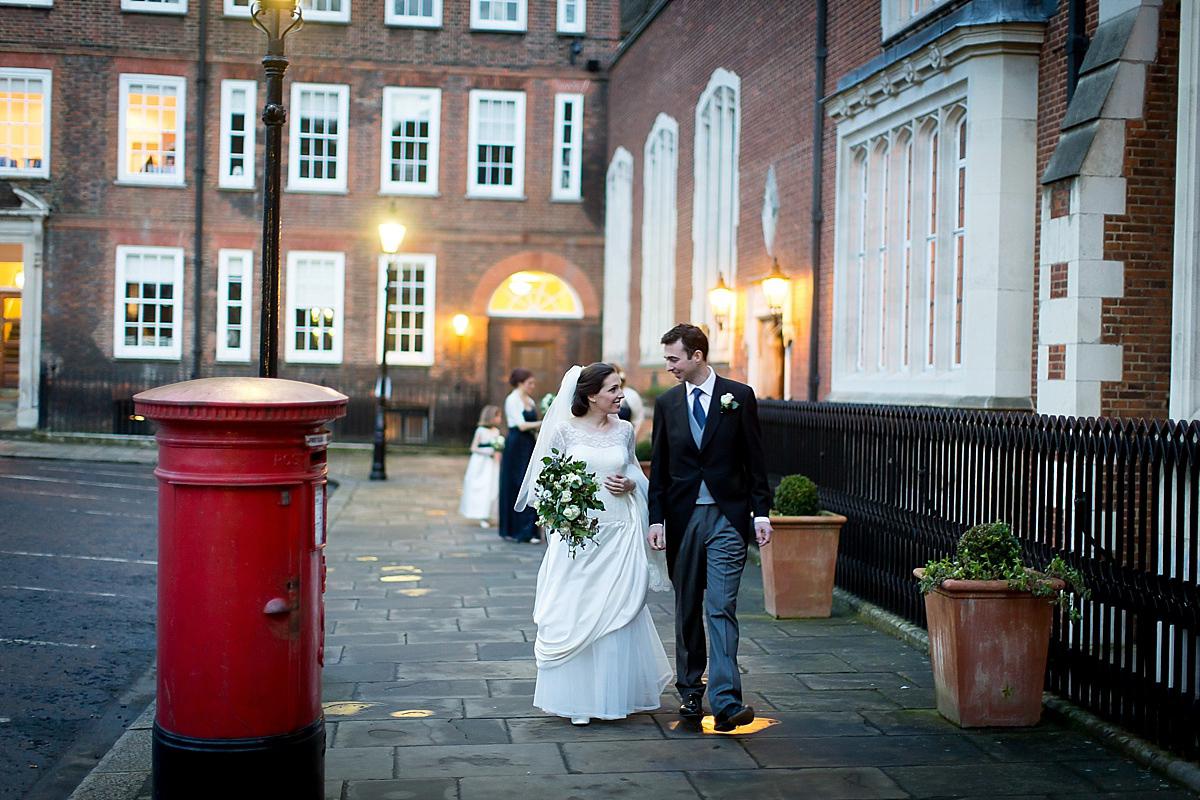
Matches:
[807,0,827,402]
[192,3,209,380]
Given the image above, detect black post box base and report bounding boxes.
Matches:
[152,717,324,799]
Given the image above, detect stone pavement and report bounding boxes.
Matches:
[0,438,1193,799]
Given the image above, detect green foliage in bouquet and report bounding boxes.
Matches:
[772,474,820,517]
[918,521,1090,617]
[534,448,605,557]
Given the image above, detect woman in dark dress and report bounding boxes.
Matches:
[498,368,542,542]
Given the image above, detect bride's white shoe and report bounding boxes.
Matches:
[571,716,590,726]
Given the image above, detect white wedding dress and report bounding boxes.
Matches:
[532,419,672,721]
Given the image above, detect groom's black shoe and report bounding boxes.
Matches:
[679,694,704,720]
[713,704,755,732]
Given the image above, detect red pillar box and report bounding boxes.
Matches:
[133,377,347,799]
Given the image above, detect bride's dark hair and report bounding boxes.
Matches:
[571,363,617,416]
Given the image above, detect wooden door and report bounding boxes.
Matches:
[0,290,19,390]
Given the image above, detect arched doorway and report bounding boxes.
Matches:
[0,186,48,429]
[474,257,601,404]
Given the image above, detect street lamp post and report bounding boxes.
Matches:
[370,220,407,481]
[251,0,303,378]
[761,259,791,398]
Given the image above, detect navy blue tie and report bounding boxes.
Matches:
[692,387,706,429]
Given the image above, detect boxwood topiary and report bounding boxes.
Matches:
[773,474,820,517]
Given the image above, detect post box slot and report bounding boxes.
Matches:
[310,450,327,468]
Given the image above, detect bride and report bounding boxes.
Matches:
[516,363,672,726]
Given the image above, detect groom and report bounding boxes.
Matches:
[647,323,773,732]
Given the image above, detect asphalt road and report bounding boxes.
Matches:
[0,458,158,800]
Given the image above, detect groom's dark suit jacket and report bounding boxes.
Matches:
[647,375,773,577]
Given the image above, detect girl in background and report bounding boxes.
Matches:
[459,405,503,527]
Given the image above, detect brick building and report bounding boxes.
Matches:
[606,0,1189,423]
[0,0,617,437]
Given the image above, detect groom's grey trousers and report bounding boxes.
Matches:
[674,503,746,716]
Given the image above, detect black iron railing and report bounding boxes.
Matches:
[760,401,1200,759]
[38,364,481,446]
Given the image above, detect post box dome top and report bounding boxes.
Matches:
[134,377,348,423]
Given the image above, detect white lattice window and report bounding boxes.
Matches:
[118,74,186,186]
[217,249,252,362]
[286,251,344,364]
[0,68,50,178]
[122,0,186,13]
[471,0,525,31]
[218,80,256,190]
[642,114,679,365]
[114,246,183,360]
[881,0,954,40]
[551,93,583,201]
[467,89,525,199]
[691,69,740,355]
[378,254,436,366]
[487,271,582,318]
[557,0,584,33]
[387,0,440,26]
[288,83,348,193]
[380,87,440,196]
[602,147,634,365]
[301,0,349,23]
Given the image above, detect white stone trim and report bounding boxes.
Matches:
[1171,0,1200,419]
[0,188,48,428]
[602,147,634,365]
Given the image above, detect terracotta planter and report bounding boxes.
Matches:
[914,568,1063,727]
[761,512,846,618]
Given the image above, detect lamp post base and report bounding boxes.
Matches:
[369,404,387,480]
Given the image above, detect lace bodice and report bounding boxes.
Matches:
[547,419,637,522]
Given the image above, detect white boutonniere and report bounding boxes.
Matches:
[719,393,739,412]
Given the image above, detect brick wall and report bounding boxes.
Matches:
[3,0,620,405]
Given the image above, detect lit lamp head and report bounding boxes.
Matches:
[250,0,304,52]
[762,259,790,317]
[452,313,469,337]
[378,220,406,255]
[708,273,734,330]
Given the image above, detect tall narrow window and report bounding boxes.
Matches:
[288,83,348,193]
[114,246,184,360]
[602,148,634,365]
[118,74,186,186]
[873,140,890,370]
[851,148,868,371]
[217,249,252,362]
[219,80,256,190]
[387,0,441,27]
[557,0,585,33]
[286,251,344,364]
[467,89,525,199]
[551,93,583,201]
[471,0,525,31]
[379,254,436,366]
[925,125,939,369]
[691,69,740,337]
[380,87,440,196]
[901,133,914,368]
[0,68,50,179]
[952,112,967,367]
[642,115,679,365]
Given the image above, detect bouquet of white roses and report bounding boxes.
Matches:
[490,435,505,452]
[539,393,555,415]
[534,447,604,557]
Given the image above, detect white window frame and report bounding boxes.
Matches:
[121,0,187,13]
[0,67,51,179]
[114,245,184,360]
[218,79,256,190]
[299,0,350,23]
[881,0,954,40]
[691,69,741,357]
[285,251,345,364]
[0,1,53,6]
[380,87,441,196]
[641,114,679,366]
[387,0,441,27]
[467,89,526,200]
[557,0,585,34]
[216,249,253,363]
[223,0,249,15]
[551,93,584,202]
[288,82,349,193]
[602,147,634,365]
[118,73,187,187]
[470,0,526,32]
[377,253,436,366]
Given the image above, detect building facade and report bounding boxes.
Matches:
[0,0,617,436]
[606,0,1188,424]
